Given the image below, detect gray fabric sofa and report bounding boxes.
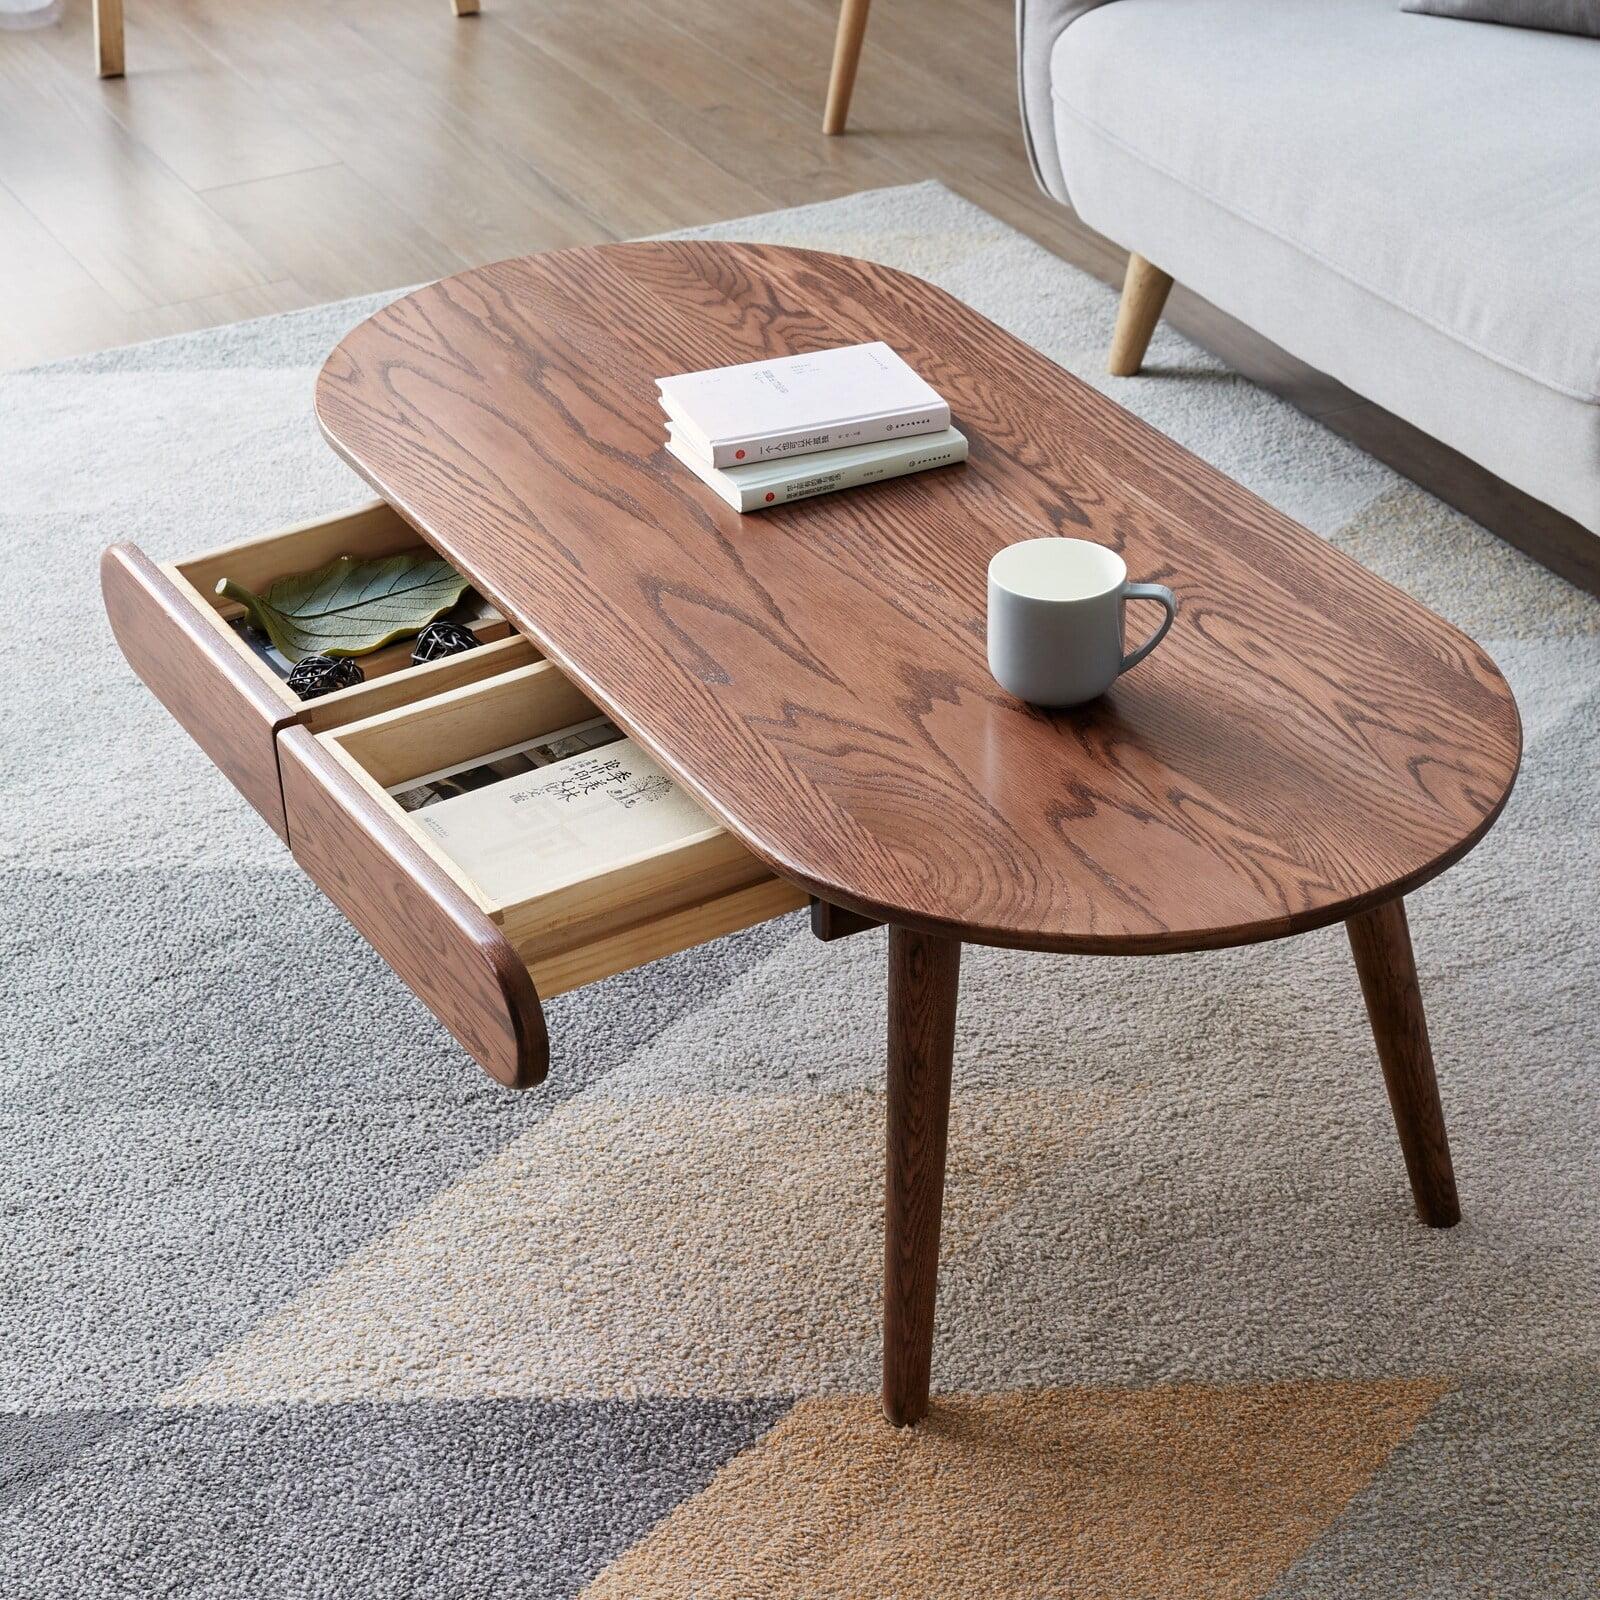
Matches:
[1018,0,1600,536]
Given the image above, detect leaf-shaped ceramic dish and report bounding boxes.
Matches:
[217,553,473,662]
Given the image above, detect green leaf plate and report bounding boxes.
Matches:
[217,552,473,663]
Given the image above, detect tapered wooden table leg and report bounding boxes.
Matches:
[1345,897,1460,1228]
[882,925,961,1426]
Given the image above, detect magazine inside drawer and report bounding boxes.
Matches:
[312,662,803,996]
[167,500,540,731]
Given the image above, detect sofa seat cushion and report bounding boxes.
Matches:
[1050,0,1600,407]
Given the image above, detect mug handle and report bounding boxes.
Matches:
[1119,582,1177,674]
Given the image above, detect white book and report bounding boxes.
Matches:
[397,735,718,906]
[666,423,968,512]
[655,341,949,469]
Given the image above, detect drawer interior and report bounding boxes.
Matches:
[167,500,540,732]
[311,663,805,997]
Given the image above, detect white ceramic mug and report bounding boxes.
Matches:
[987,538,1176,707]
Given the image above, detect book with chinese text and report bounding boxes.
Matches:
[392,734,719,905]
[666,423,968,511]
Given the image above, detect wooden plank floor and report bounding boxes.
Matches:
[3,0,1592,588]
[0,0,1068,367]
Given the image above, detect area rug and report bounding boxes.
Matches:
[1,180,1596,1598]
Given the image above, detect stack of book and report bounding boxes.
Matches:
[657,341,968,512]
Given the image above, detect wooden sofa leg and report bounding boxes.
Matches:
[1108,253,1173,376]
[823,0,872,135]
[452,0,480,14]
[94,0,125,79]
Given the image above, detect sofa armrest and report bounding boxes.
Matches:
[1018,0,1120,203]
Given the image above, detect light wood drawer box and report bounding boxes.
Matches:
[279,663,807,1088]
[101,501,539,840]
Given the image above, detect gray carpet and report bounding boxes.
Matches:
[1,180,1595,1597]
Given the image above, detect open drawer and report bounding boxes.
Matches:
[278,661,808,1088]
[102,500,541,841]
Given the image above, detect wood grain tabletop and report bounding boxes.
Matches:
[314,241,1521,953]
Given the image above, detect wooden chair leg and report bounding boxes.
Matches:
[823,0,872,136]
[1345,898,1461,1228]
[882,926,960,1427]
[94,0,125,79]
[1107,252,1173,376]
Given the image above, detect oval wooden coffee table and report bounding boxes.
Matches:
[314,241,1522,1426]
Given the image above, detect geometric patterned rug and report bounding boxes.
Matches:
[1,182,1596,1596]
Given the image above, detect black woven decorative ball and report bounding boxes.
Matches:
[287,653,364,701]
[411,621,482,665]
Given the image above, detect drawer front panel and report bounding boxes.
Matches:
[102,542,295,840]
[280,725,550,1089]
